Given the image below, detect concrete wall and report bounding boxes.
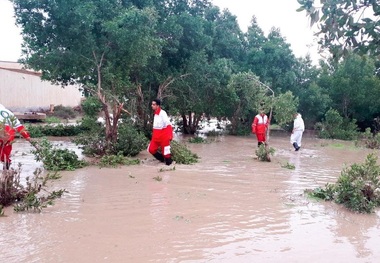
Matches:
[0,61,83,111]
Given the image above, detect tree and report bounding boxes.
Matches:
[209,9,246,63]
[272,91,299,128]
[246,27,298,94]
[12,0,162,152]
[244,16,267,72]
[318,53,380,128]
[294,56,331,127]
[298,0,380,58]
[223,72,269,135]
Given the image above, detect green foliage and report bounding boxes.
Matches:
[98,152,140,168]
[298,0,380,58]
[74,121,147,157]
[306,153,380,213]
[245,26,298,93]
[81,96,103,117]
[171,140,199,165]
[79,116,102,133]
[1,165,66,214]
[255,144,275,162]
[273,91,299,127]
[223,72,269,135]
[298,81,331,126]
[14,189,66,213]
[45,116,62,124]
[306,184,336,201]
[361,128,380,149]
[188,136,207,143]
[316,108,359,140]
[319,54,380,125]
[281,162,295,170]
[73,133,107,157]
[32,139,86,171]
[112,122,148,157]
[26,124,83,137]
[13,0,162,153]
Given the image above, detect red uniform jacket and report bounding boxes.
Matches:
[152,108,173,142]
[251,114,269,134]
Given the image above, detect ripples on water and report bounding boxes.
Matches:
[1,135,380,262]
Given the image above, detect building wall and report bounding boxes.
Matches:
[0,61,83,111]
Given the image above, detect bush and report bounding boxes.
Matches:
[27,124,84,137]
[32,139,86,171]
[316,109,359,140]
[306,153,380,213]
[1,165,66,213]
[255,144,275,162]
[81,96,102,117]
[98,152,140,168]
[171,140,199,164]
[74,120,147,157]
[361,128,380,149]
[112,121,148,157]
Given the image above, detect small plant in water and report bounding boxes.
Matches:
[1,164,66,214]
[31,138,86,171]
[255,144,275,162]
[153,176,162,181]
[281,162,295,170]
[171,141,199,164]
[159,165,176,172]
[305,153,380,213]
[98,152,140,168]
[188,136,207,144]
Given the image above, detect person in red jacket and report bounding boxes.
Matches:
[148,99,174,166]
[0,104,31,170]
[251,109,269,147]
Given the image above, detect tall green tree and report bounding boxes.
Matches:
[12,0,162,150]
[244,16,267,73]
[294,56,331,127]
[318,53,380,127]
[246,27,298,93]
[223,72,269,135]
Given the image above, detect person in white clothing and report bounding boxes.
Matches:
[290,113,305,151]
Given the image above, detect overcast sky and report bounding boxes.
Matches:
[0,0,320,63]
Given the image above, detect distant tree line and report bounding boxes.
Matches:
[10,0,380,153]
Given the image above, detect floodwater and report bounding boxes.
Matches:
[1,133,380,263]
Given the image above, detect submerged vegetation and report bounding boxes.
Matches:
[31,139,86,171]
[306,153,380,214]
[255,144,275,162]
[171,141,199,165]
[0,165,66,213]
[98,152,140,168]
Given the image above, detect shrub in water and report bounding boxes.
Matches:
[112,122,148,157]
[171,140,199,164]
[306,153,380,213]
[32,139,86,171]
[255,144,275,162]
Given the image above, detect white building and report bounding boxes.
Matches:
[0,61,83,112]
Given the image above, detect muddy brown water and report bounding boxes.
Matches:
[1,134,380,263]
